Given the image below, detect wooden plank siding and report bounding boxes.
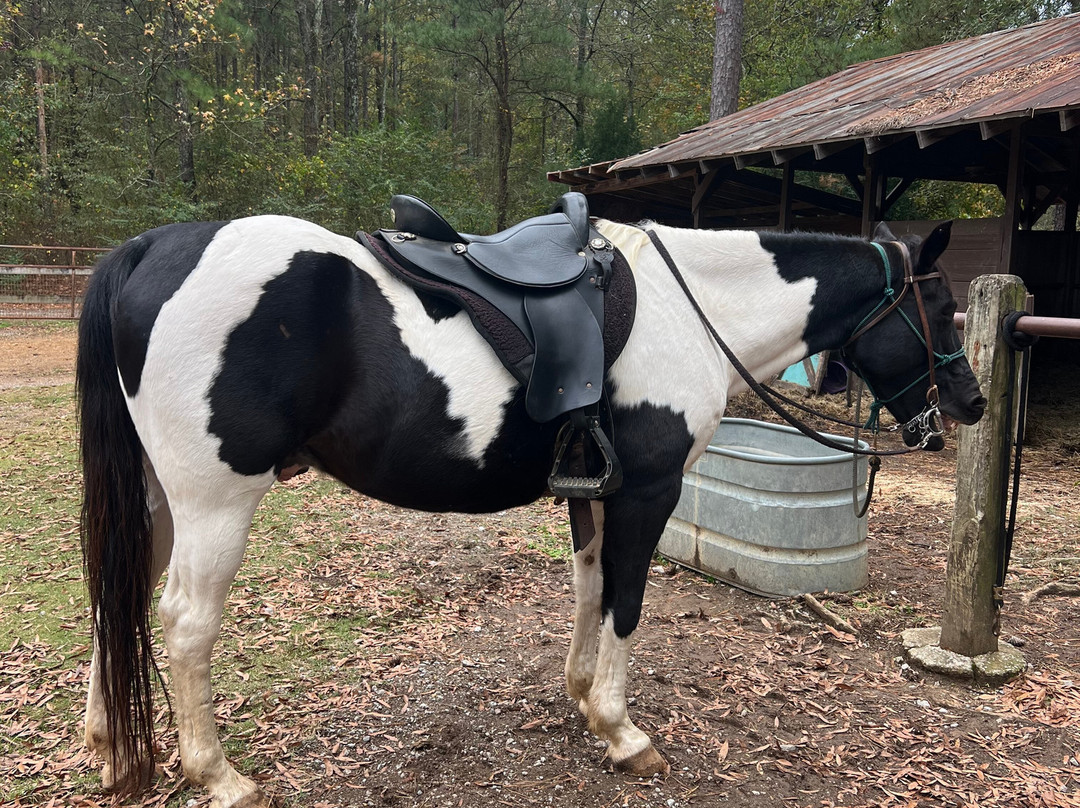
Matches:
[1015,231,1080,318]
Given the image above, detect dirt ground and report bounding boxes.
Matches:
[2,322,1079,808]
[0,322,77,390]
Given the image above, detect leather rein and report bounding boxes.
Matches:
[644,229,961,459]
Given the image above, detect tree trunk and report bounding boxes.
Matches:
[710,0,744,120]
[29,0,48,177]
[168,0,196,196]
[573,0,588,145]
[35,62,48,177]
[361,0,371,125]
[343,0,360,134]
[319,0,333,133]
[390,33,399,124]
[297,0,321,155]
[494,27,512,229]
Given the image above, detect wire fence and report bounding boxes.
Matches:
[0,245,109,320]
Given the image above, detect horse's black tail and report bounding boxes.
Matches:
[77,235,158,792]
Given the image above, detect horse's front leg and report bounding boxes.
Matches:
[584,477,681,777]
[84,462,173,792]
[158,488,270,808]
[565,501,605,713]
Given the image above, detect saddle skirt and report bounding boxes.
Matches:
[358,195,636,424]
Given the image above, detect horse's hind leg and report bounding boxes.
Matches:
[158,482,271,808]
[84,460,174,791]
[565,501,604,713]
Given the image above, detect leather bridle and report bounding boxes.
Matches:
[645,229,964,455]
[840,240,965,446]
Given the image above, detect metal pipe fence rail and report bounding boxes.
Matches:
[0,244,108,320]
[955,312,1080,339]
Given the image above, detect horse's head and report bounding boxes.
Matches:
[843,222,986,451]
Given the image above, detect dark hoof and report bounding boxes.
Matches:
[614,745,670,778]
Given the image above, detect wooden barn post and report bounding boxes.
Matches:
[939,274,1029,657]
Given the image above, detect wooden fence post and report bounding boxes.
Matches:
[939,274,1028,658]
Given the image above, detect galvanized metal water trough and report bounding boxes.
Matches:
[658,418,869,597]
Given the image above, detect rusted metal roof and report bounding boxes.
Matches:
[603,13,1080,174]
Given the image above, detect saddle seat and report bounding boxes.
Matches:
[388,193,591,287]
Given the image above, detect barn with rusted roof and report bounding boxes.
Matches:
[550,13,1080,318]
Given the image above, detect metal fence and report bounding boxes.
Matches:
[0,245,109,320]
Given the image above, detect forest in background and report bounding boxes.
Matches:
[0,0,1074,245]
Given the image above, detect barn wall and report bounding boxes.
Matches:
[1015,231,1080,319]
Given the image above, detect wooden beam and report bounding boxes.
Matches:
[1021,139,1068,174]
[845,172,863,200]
[1027,178,1070,226]
[916,128,951,149]
[999,123,1022,273]
[733,152,769,170]
[861,149,884,237]
[779,162,795,232]
[771,147,808,165]
[883,177,914,215]
[562,168,693,196]
[980,119,1014,140]
[814,140,852,160]
[864,135,898,154]
[692,168,728,228]
[1061,109,1080,133]
[730,168,863,217]
[707,203,801,217]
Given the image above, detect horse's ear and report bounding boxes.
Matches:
[917,221,953,272]
[872,222,896,242]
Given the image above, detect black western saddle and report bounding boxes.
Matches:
[359,193,635,507]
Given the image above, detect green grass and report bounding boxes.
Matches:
[0,383,85,654]
[0,380,392,805]
[526,522,571,561]
[0,319,78,332]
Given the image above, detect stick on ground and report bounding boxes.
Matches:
[801,593,857,635]
[1020,581,1080,606]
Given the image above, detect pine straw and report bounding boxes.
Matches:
[846,53,1080,137]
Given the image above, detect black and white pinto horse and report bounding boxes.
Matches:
[77,213,985,807]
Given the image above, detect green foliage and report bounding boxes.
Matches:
[297,127,495,233]
[0,0,1065,243]
[575,95,642,165]
[889,180,1005,222]
[885,0,1041,51]
[742,0,892,102]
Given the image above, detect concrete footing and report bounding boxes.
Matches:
[901,626,1026,686]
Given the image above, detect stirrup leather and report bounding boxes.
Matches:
[548,409,623,499]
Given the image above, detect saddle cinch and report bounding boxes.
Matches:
[359,193,636,503]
